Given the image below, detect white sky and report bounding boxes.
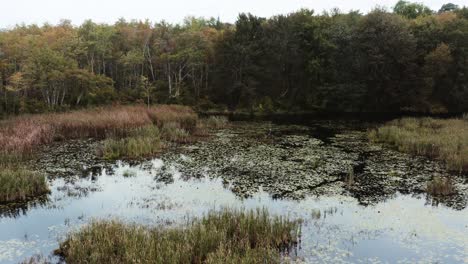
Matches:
[1,0,466,28]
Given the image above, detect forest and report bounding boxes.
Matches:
[0,1,467,115]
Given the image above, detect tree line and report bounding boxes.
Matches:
[0,1,467,115]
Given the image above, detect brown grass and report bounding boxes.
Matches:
[369,117,468,173]
[0,105,198,158]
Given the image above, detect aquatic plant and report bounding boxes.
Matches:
[369,117,468,173]
[57,208,301,264]
[0,167,49,203]
[426,176,456,196]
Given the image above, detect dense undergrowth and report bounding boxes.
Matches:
[369,117,468,173]
[56,208,300,264]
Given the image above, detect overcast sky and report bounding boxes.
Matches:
[1,0,466,28]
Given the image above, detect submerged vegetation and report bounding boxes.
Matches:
[57,208,300,264]
[369,117,468,173]
[0,167,49,203]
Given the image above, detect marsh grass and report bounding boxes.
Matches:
[161,122,191,143]
[0,105,198,157]
[202,116,229,129]
[426,176,456,196]
[0,167,49,203]
[57,208,300,264]
[100,126,162,160]
[369,117,468,173]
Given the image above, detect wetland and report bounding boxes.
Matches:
[0,118,467,263]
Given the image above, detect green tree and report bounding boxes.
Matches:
[394,1,433,19]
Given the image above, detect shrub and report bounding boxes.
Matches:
[57,208,300,264]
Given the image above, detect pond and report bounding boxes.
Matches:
[0,121,467,263]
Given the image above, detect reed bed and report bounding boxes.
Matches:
[0,105,198,158]
[57,208,300,264]
[369,117,468,173]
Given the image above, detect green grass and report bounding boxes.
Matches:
[369,117,468,173]
[57,208,301,264]
[100,126,162,160]
[0,167,49,203]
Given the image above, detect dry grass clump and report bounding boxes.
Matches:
[426,176,456,196]
[0,167,49,203]
[57,208,300,264]
[369,117,468,173]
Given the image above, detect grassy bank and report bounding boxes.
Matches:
[57,208,300,264]
[0,167,49,203]
[369,117,468,173]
